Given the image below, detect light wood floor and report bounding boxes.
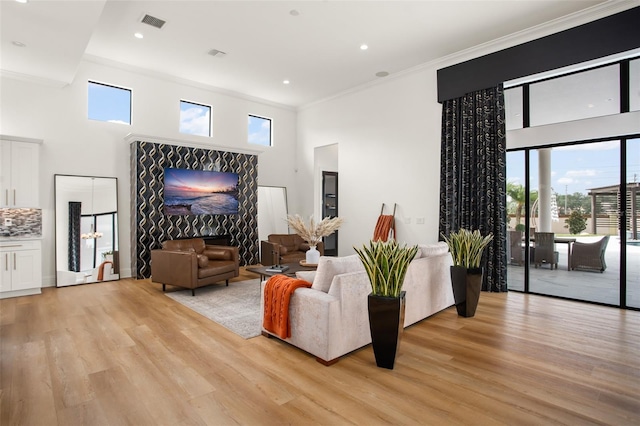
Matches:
[2,269,640,425]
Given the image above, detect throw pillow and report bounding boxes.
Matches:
[197,254,209,268]
[311,255,364,293]
[418,242,449,258]
[204,248,232,260]
[295,270,316,283]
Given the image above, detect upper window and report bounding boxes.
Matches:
[180,100,211,137]
[504,86,523,131]
[529,64,620,126]
[630,59,640,112]
[88,81,131,125]
[248,115,272,146]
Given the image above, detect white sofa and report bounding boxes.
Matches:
[260,242,455,365]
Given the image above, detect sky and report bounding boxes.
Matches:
[87,82,131,124]
[164,168,238,193]
[507,138,640,196]
[179,101,210,137]
[248,115,272,146]
[88,83,271,145]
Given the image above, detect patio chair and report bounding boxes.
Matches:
[571,235,610,273]
[509,230,524,266]
[534,232,558,270]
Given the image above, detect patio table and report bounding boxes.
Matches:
[553,237,577,271]
[527,236,577,271]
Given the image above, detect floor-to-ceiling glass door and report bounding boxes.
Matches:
[627,138,640,308]
[506,150,527,292]
[507,139,640,307]
[504,54,640,308]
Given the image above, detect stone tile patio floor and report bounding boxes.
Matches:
[507,236,640,308]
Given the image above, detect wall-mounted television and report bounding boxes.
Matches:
[163,168,239,215]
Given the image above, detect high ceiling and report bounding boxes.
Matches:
[1,0,618,108]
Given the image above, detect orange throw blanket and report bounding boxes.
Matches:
[263,275,311,339]
[97,260,113,281]
[373,214,395,242]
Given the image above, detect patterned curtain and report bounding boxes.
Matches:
[68,201,82,272]
[439,85,507,292]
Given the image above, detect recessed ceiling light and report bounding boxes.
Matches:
[134,32,144,39]
[375,71,389,77]
[360,44,368,51]
[15,0,28,4]
[283,80,290,85]
[587,103,595,108]
[12,41,26,47]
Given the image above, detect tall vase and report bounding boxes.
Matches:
[306,245,320,264]
[450,266,483,317]
[367,291,406,369]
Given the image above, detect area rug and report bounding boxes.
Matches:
[166,279,262,339]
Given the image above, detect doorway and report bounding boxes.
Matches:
[506,139,639,308]
[322,171,338,256]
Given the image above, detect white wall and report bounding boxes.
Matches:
[0,60,298,286]
[294,5,634,257]
[297,67,443,255]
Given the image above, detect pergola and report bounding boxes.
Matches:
[587,182,640,240]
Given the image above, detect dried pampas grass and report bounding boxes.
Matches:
[286,214,344,246]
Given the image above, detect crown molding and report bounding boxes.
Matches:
[0,134,43,144]
[0,69,70,88]
[299,0,639,111]
[433,0,639,71]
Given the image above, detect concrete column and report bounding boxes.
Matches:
[538,148,552,232]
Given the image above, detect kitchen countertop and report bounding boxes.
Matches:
[0,235,43,241]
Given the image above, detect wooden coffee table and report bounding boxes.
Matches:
[246,262,317,281]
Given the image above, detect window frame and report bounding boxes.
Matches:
[247,114,273,147]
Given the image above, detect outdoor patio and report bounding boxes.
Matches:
[507,235,640,308]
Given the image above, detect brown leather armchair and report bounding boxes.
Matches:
[151,238,239,296]
[260,234,324,266]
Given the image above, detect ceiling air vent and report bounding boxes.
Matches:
[140,14,166,29]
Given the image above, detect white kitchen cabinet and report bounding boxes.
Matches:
[0,239,42,298]
[0,137,41,208]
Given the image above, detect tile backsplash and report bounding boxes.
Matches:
[0,208,42,237]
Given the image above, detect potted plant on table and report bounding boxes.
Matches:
[354,239,418,369]
[441,229,493,317]
[286,214,343,264]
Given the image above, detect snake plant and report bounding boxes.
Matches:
[354,240,418,297]
[441,229,493,268]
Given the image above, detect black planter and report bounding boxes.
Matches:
[450,266,483,317]
[367,291,406,369]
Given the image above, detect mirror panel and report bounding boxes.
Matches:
[257,185,288,247]
[55,175,119,286]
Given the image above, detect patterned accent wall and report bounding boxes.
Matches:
[130,141,258,279]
